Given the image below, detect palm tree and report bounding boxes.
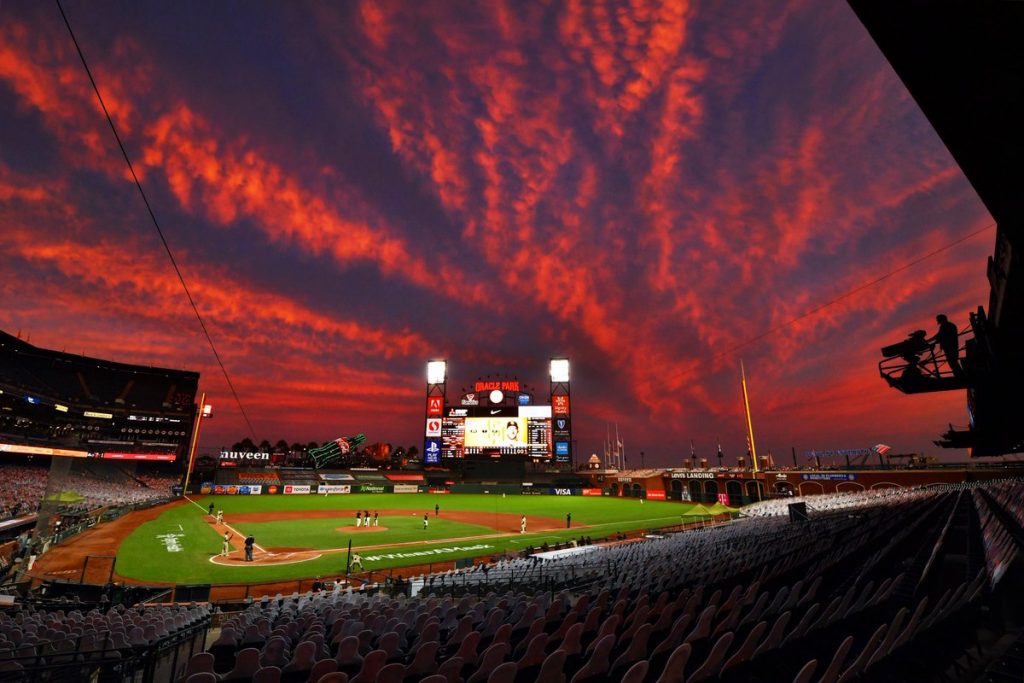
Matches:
[233,437,256,452]
[274,439,289,453]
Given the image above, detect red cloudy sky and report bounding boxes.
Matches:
[0,1,995,464]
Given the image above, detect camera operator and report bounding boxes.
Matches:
[929,314,963,377]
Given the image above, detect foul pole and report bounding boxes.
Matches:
[183,392,207,493]
[740,361,762,501]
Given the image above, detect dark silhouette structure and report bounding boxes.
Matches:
[855,0,1024,456]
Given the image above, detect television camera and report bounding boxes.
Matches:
[880,330,931,362]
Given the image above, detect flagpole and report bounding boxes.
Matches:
[740,361,762,501]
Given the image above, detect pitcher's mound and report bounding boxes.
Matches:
[336,525,389,533]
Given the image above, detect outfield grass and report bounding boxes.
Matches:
[115,494,724,584]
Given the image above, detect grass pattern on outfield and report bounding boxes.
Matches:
[115,494,725,584]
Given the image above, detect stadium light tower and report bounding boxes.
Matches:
[550,358,572,469]
[424,360,447,465]
[427,360,447,385]
[550,358,570,383]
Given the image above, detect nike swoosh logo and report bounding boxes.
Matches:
[490,410,501,415]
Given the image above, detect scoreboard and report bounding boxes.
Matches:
[424,370,570,463]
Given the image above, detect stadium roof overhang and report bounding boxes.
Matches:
[848,0,1024,231]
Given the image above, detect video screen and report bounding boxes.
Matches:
[464,417,527,450]
[448,411,548,458]
[441,408,551,458]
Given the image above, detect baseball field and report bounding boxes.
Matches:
[108,494,729,584]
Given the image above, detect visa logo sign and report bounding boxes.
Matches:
[553,488,572,495]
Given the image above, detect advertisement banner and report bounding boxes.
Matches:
[425,418,442,437]
[216,485,263,495]
[679,489,692,501]
[717,493,730,506]
[0,442,90,458]
[549,488,578,496]
[284,484,311,495]
[199,482,214,495]
[219,451,271,463]
[320,473,355,482]
[393,484,419,493]
[427,396,444,416]
[358,484,388,494]
[316,485,351,494]
[427,488,450,494]
[265,484,281,495]
[552,395,570,415]
[424,438,441,464]
[102,452,176,461]
[646,490,666,500]
[800,473,857,481]
[554,442,570,461]
[582,488,603,496]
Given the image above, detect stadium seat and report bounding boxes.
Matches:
[376,662,406,683]
[404,641,439,681]
[791,658,818,683]
[751,611,791,660]
[568,633,614,683]
[685,631,733,683]
[253,666,281,683]
[260,636,290,669]
[535,649,567,683]
[816,635,854,683]
[350,649,387,683]
[486,661,517,683]
[609,623,652,679]
[655,643,692,683]
[719,620,767,675]
[466,643,509,683]
[435,656,464,683]
[308,658,337,682]
[186,674,218,683]
[221,647,261,681]
[280,640,317,682]
[838,624,888,682]
[315,672,348,683]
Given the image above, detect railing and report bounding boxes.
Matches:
[879,328,972,393]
